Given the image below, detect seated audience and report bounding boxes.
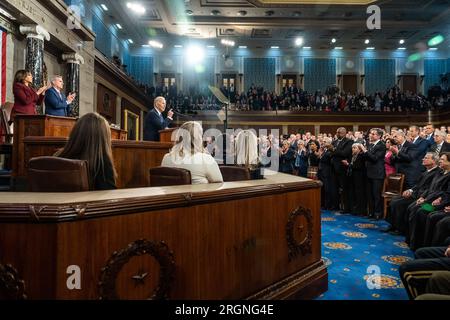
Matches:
[399,245,450,300]
[391,130,420,189]
[161,121,223,184]
[386,152,440,234]
[54,112,117,190]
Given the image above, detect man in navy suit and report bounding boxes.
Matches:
[361,128,387,220]
[143,96,174,141]
[391,130,421,189]
[423,123,436,151]
[409,125,429,169]
[44,75,75,117]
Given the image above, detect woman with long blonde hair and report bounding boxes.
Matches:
[55,112,117,190]
[161,121,223,184]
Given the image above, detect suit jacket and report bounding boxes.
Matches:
[143,108,172,141]
[392,141,420,188]
[422,171,450,204]
[412,137,429,161]
[331,137,353,174]
[430,142,450,156]
[363,141,386,180]
[44,87,70,117]
[411,166,441,198]
[279,148,295,174]
[12,82,43,117]
[318,150,333,178]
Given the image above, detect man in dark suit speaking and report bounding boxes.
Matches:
[143,96,174,141]
[44,75,76,117]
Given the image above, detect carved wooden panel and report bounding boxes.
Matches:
[286,206,313,261]
[98,239,175,300]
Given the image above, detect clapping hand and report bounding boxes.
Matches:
[167,109,174,119]
[416,197,425,205]
[67,92,76,103]
[432,197,442,206]
[360,145,367,153]
[341,160,349,166]
[390,145,399,154]
[37,84,49,95]
[445,206,450,213]
[402,190,412,198]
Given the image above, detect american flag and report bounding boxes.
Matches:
[0,28,6,105]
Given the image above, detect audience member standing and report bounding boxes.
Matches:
[11,70,49,121]
[384,138,396,176]
[391,131,420,189]
[44,75,76,117]
[331,127,353,212]
[344,143,367,216]
[361,128,386,220]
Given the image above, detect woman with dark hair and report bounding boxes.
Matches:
[11,70,49,120]
[55,112,117,190]
[385,138,397,176]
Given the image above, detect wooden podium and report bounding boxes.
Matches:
[12,115,127,185]
[158,127,178,143]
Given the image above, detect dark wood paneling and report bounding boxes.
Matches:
[288,125,315,134]
[96,83,117,123]
[0,177,325,299]
[20,137,172,189]
[320,125,353,135]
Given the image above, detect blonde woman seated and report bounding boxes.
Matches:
[161,121,223,184]
[235,129,263,179]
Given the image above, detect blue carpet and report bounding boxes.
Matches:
[317,210,414,300]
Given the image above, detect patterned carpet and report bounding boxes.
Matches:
[317,210,414,300]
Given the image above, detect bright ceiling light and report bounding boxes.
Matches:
[149,40,163,48]
[128,39,133,44]
[295,37,304,46]
[331,38,336,43]
[303,46,311,49]
[100,4,108,11]
[239,45,247,49]
[207,45,215,48]
[397,47,406,50]
[399,39,405,44]
[174,45,183,48]
[116,24,122,29]
[428,47,438,51]
[186,45,205,64]
[334,46,343,50]
[364,39,370,44]
[126,2,146,14]
[142,44,150,47]
[221,39,235,46]
[366,47,375,50]
[271,46,279,49]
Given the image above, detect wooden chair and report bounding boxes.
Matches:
[149,166,191,187]
[0,106,13,144]
[28,156,90,192]
[381,173,405,219]
[219,165,251,182]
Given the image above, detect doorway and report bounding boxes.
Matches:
[342,75,358,95]
[402,75,417,94]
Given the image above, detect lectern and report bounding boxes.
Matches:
[158,127,178,143]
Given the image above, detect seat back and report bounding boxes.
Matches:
[28,156,90,192]
[219,166,251,182]
[383,173,405,194]
[149,166,191,187]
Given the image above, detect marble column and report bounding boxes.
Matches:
[20,25,50,114]
[62,53,85,117]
